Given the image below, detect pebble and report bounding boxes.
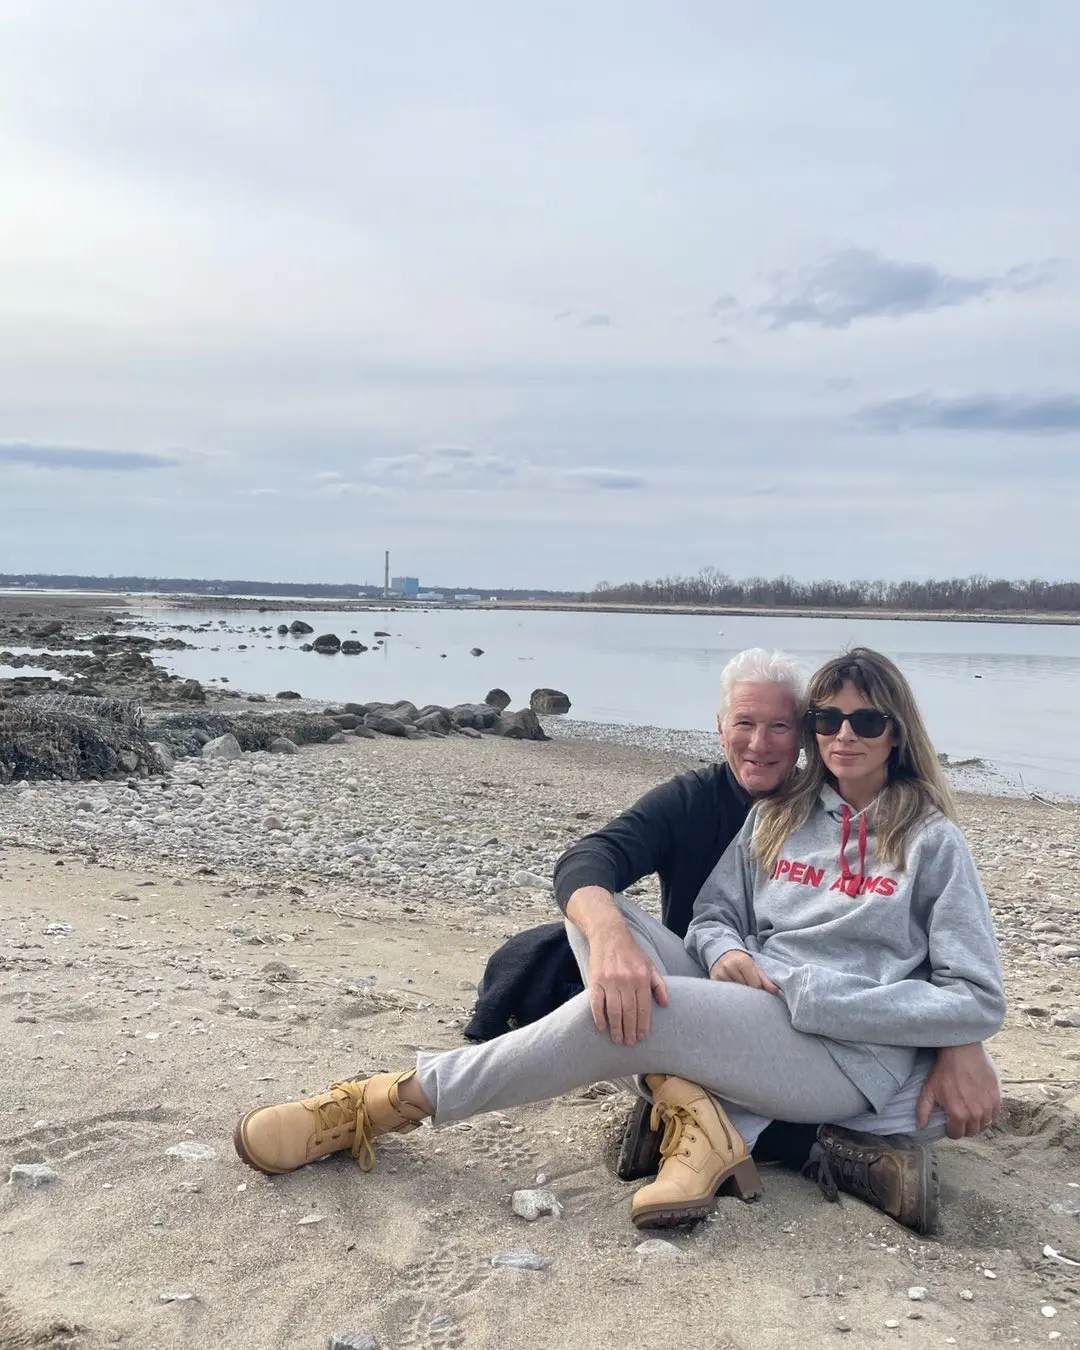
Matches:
[834,1320,851,1333]
[43,922,72,936]
[428,1315,455,1334]
[635,1239,681,1259]
[165,1141,217,1163]
[1052,1009,1080,1028]
[907,1286,928,1300]
[959,1289,974,1300]
[159,1291,195,1303]
[512,869,551,889]
[511,1189,562,1221]
[1042,1306,1057,1318]
[491,1250,548,1270]
[884,1320,900,1329]
[297,1214,325,1226]
[328,1335,377,1350]
[9,1163,59,1187]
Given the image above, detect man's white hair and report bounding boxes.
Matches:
[717,648,807,722]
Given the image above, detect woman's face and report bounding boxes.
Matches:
[813,679,897,800]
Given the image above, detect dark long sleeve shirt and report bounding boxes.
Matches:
[553,762,751,939]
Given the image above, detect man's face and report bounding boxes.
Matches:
[717,681,799,796]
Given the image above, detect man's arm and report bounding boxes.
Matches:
[553,775,687,913]
[557,775,689,1046]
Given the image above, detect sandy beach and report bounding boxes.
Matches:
[2,730,1079,1350]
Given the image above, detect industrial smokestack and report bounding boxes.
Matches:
[384,550,390,598]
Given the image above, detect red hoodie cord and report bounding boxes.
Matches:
[839,805,868,895]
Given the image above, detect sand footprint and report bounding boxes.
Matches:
[3,1105,173,1168]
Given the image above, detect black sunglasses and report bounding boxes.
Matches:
[807,706,892,739]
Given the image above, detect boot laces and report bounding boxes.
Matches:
[311,1080,377,1171]
[650,1103,699,1161]
[802,1142,871,1204]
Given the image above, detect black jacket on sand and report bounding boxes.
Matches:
[464,762,750,1039]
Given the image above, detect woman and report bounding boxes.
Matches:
[234,648,1005,1234]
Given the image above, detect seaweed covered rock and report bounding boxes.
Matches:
[0,694,160,783]
[146,709,341,759]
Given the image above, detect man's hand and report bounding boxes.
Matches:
[917,1042,1000,1138]
[587,923,669,1045]
[565,886,668,1046]
[709,950,779,994]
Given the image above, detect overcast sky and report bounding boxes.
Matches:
[1,1,1077,589]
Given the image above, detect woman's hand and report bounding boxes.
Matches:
[709,950,780,994]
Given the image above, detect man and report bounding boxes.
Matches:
[550,647,1001,1230]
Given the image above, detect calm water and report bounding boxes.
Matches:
[131,606,1080,797]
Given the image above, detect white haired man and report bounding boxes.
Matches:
[553,648,1000,1230]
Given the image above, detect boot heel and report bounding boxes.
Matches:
[721,1158,763,1202]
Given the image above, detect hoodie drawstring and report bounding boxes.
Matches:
[839,805,868,896]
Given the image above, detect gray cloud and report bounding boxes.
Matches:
[740,248,1057,331]
[559,467,646,490]
[859,392,1080,434]
[0,443,181,471]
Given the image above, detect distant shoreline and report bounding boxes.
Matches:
[4,588,1080,626]
[157,593,1080,626]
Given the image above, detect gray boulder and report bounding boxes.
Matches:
[276,690,302,700]
[494,709,549,741]
[416,709,452,736]
[333,713,360,730]
[450,702,500,730]
[201,733,243,761]
[276,624,289,635]
[150,740,176,771]
[289,620,314,635]
[312,633,341,653]
[387,700,419,722]
[530,688,571,715]
[485,688,511,712]
[364,713,409,737]
[340,640,367,654]
[176,678,206,703]
[268,736,298,754]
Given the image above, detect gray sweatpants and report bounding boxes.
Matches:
[416,899,948,1147]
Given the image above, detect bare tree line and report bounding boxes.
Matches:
[591,569,1080,614]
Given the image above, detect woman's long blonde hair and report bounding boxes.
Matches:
[752,647,955,872]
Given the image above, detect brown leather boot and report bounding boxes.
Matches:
[803,1126,940,1235]
[233,1072,427,1175]
[630,1075,762,1228]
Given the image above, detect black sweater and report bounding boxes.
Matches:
[464,761,751,1042]
[553,761,751,938]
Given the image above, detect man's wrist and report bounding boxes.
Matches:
[566,885,627,941]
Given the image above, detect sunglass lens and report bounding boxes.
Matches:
[850,709,889,738]
[811,709,844,735]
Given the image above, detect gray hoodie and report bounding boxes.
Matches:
[685,786,1006,1111]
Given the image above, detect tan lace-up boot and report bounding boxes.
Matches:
[234,1071,427,1175]
[630,1075,762,1228]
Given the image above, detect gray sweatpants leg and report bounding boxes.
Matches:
[416,901,872,1143]
[566,900,948,1143]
